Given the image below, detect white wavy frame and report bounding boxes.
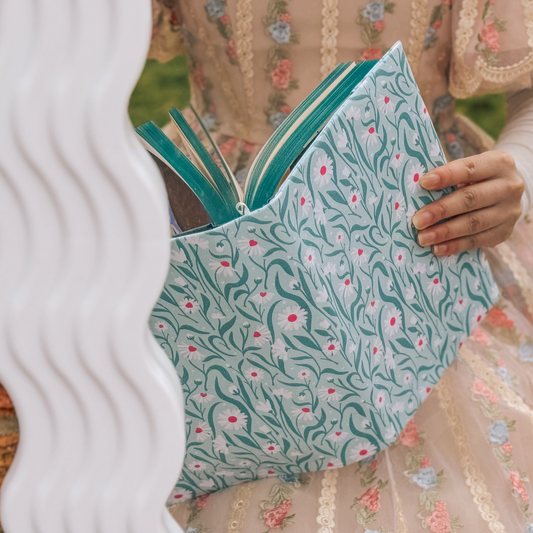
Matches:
[0,0,185,532]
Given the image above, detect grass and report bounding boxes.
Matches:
[129,56,507,139]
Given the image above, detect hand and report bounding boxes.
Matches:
[412,151,524,256]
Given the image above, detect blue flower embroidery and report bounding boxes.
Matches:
[268,21,292,44]
[206,0,225,18]
[269,111,289,129]
[496,366,512,384]
[201,112,217,131]
[527,523,533,533]
[412,467,437,489]
[489,420,509,445]
[447,140,464,160]
[424,27,437,48]
[519,341,533,362]
[363,1,385,22]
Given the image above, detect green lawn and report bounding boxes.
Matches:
[129,56,507,140]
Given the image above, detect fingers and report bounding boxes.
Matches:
[417,205,514,248]
[431,222,515,256]
[419,151,516,191]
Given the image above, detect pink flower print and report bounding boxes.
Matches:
[270,59,292,89]
[425,501,451,533]
[263,500,292,529]
[481,22,500,52]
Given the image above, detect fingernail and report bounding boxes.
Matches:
[412,211,433,230]
[418,231,436,247]
[420,173,440,190]
[433,244,447,255]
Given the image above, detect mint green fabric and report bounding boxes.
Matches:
[151,43,498,504]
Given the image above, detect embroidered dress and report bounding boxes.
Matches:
[150,1,533,531]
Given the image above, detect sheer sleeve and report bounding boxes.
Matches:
[449,0,533,98]
[148,0,187,63]
[494,89,533,217]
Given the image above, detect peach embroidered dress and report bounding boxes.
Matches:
[149,1,533,532]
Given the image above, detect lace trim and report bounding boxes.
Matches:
[461,347,533,427]
[235,0,255,133]
[436,373,507,533]
[316,468,338,532]
[226,482,254,533]
[450,0,533,97]
[320,0,339,80]
[406,0,431,77]
[182,0,249,138]
[496,241,533,318]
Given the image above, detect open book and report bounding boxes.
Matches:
[136,59,378,227]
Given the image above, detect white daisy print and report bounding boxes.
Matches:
[384,307,402,336]
[299,186,312,215]
[406,204,417,225]
[292,406,315,421]
[471,305,487,329]
[367,299,380,315]
[362,126,379,146]
[327,430,348,443]
[168,487,193,504]
[272,388,293,400]
[372,338,383,361]
[252,325,271,347]
[245,367,264,381]
[430,142,441,157]
[393,193,405,219]
[211,312,225,320]
[352,248,368,265]
[420,104,429,118]
[174,276,187,286]
[384,348,395,370]
[179,298,200,314]
[259,425,271,433]
[350,442,378,460]
[277,305,307,331]
[338,278,355,297]
[218,408,248,431]
[256,401,272,413]
[259,469,278,477]
[153,321,168,333]
[186,235,209,249]
[405,284,416,300]
[210,260,234,277]
[391,401,405,414]
[316,286,329,303]
[406,161,426,193]
[391,152,404,168]
[454,298,467,312]
[378,95,394,114]
[427,277,443,295]
[171,248,187,263]
[394,251,407,266]
[441,254,458,267]
[318,386,340,402]
[298,369,310,380]
[178,343,204,361]
[404,372,413,385]
[326,458,343,469]
[413,262,426,275]
[252,291,274,305]
[314,199,327,225]
[194,421,213,442]
[334,232,344,245]
[347,188,360,209]
[188,460,207,472]
[323,262,337,276]
[199,479,216,489]
[374,390,387,409]
[336,129,348,148]
[344,105,361,121]
[192,392,214,404]
[238,237,265,256]
[314,153,333,187]
[263,442,280,455]
[322,339,340,356]
[303,248,317,268]
[415,335,428,352]
[272,338,288,360]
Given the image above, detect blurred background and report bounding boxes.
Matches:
[128,55,507,140]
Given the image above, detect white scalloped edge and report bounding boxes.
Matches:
[0,1,185,532]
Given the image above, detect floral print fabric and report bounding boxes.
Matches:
[152,43,498,502]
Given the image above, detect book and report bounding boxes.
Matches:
[143,42,499,503]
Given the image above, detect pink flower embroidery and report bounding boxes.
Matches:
[472,379,499,404]
[196,493,210,510]
[502,442,513,454]
[370,459,379,471]
[358,487,381,512]
[432,20,442,30]
[280,104,292,114]
[421,457,431,468]
[510,471,530,502]
[263,500,292,529]
[480,22,500,52]
[193,63,206,91]
[220,13,230,24]
[486,307,514,328]
[399,418,419,447]
[219,137,237,157]
[374,20,385,31]
[227,40,237,59]
[426,501,451,533]
[471,327,491,346]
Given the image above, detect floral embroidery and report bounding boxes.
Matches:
[356,0,395,61]
[482,304,521,346]
[423,0,452,51]
[190,58,219,131]
[471,375,531,517]
[204,0,238,64]
[475,0,507,66]
[258,480,305,531]
[262,0,299,129]
[351,458,389,530]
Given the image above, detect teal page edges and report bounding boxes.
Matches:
[151,42,499,504]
